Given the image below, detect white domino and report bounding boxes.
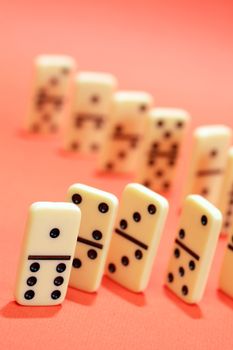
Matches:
[64,72,117,153]
[25,55,76,133]
[219,228,233,298]
[67,184,118,292]
[136,108,190,193]
[106,183,169,292]
[165,195,222,304]
[98,91,153,173]
[15,202,81,305]
[182,125,232,205]
[218,147,233,235]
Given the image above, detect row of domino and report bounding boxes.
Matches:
[15,183,233,306]
[24,56,233,235]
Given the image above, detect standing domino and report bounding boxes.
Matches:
[64,72,117,153]
[219,227,233,298]
[25,55,76,133]
[106,183,169,292]
[182,125,232,205]
[67,184,118,292]
[165,195,222,304]
[218,147,233,234]
[15,202,81,305]
[98,91,153,173]
[136,108,190,193]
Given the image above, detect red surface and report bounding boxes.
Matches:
[1,0,233,349]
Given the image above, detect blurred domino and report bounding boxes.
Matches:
[64,72,117,153]
[182,125,232,205]
[98,91,153,173]
[15,202,81,305]
[219,228,233,298]
[25,55,76,133]
[218,147,233,234]
[165,195,222,304]
[106,183,168,292]
[67,184,118,292]
[136,108,190,193]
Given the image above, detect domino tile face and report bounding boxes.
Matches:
[165,195,222,304]
[106,183,169,292]
[26,55,76,133]
[136,108,190,194]
[15,202,81,305]
[67,184,118,292]
[98,91,153,173]
[64,72,117,154]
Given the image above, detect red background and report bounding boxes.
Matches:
[0,0,233,349]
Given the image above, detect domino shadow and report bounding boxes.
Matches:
[102,276,147,307]
[217,290,233,310]
[163,287,203,319]
[1,301,61,319]
[66,287,97,306]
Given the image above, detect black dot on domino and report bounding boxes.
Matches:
[72,193,82,205]
[176,121,184,128]
[121,256,129,266]
[201,215,208,226]
[50,228,60,238]
[90,94,100,104]
[139,104,147,112]
[98,202,109,213]
[30,262,40,272]
[179,229,185,239]
[56,263,66,273]
[135,249,143,259]
[210,149,218,157]
[92,230,102,240]
[179,267,185,277]
[148,204,156,214]
[133,212,141,222]
[156,120,164,127]
[108,263,116,273]
[51,290,61,300]
[87,249,97,259]
[54,276,64,286]
[181,285,188,296]
[164,131,171,138]
[27,276,37,286]
[174,248,180,258]
[167,273,174,283]
[120,219,128,229]
[106,162,114,170]
[73,258,82,269]
[24,290,35,300]
[189,260,195,270]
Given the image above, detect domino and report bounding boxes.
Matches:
[182,125,232,205]
[64,72,117,153]
[98,91,153,173]
[218,147,233,235]
[67,184,118,292]
[106,183,169,292]
[165,195,222,304]
[219,228,233,298]
[136,108,190,193]
[25,55,76,133]
[15,202,81,305]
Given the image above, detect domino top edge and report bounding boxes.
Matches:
[194,125,232,139]
[113,91,154,103]
[76,72,118,85]
[35,55,76,67]
[30,202,80,213]
[150,107,190,120]
[185,195,222,222]
[67,183,119,205]
[125,183,169,209]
